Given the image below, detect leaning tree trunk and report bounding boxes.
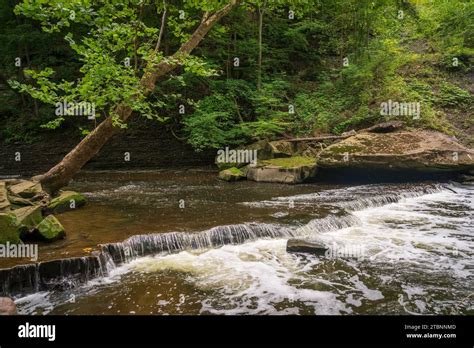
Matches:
[34,1,239,194]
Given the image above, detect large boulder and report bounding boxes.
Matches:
[36,215,66,242]
[218,167,246,182]
[0,297,17,315]
[0,213,21,244]
[246,156,317,184]
[318,130,474,173]
[45,191,86,214]
[11,205,43,231]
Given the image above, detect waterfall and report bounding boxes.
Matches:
[0,183,450,297]
[0,255,109,296]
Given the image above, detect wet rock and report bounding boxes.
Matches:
[7,194,34,207]
[36,215,66,242]
[0,182,10,211]
[460,174,474,183]
[45,191,86,214]
[11,205,43,231]
[286,239,328,255]
[318,130,474,173]
[246,156,317,184]
[0,213,21,244]
[218,167,246,182]
[9,180,43,199]
[0,297,17,315]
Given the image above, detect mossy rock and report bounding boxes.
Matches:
[261,156,316,168]
[46,191,86,214]
[247,156,318,184]
[0,213,21,244]
[218,167,246,182]
[11,205,43,230]
[36,215,66,242]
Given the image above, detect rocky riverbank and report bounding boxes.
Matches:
[0,179,85,245]
[217,123,474,184]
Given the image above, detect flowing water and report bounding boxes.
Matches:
[4,171,474,315]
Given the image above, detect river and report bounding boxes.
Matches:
[5,170,473,315]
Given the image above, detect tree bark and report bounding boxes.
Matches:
[33,0,240,193]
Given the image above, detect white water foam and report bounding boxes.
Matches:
[15,183,474,315]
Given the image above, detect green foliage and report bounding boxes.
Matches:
[0,0,472,150]
[437,82,472,107]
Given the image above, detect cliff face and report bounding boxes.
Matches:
[0,118,214,177]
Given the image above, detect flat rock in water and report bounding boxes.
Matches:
[218,167,246,182]
[11,205,43,230]
[286,238,328,255]
[46,191,86,214]
[246,156,317,184]
[0,297,17,315]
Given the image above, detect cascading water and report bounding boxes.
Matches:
[3,176,473,315]
[0,181,446,297]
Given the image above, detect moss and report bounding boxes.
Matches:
[228,167,244,175]
[0,213,21,244]
[261,156,315,168]
[328,145,364,154]
[218,167,246,181]
[37,215,65,241]
[46,191,86,214]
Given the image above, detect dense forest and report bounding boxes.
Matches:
[1,0,474,322]
[0,0,472,151]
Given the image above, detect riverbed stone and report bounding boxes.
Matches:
[36,215,66,242]
[218,167,246,182]
[318,130,474,173]
[8,180,43,199]
[286,239,328,255]
[246,156,317,184]
[0,297,17,315]
[0,213,21,244]
[46,191,86,214]
[7,194,34,207]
